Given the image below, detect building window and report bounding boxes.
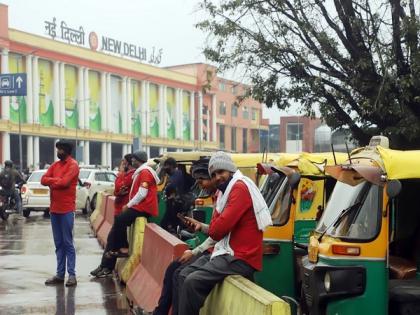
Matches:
[242,128,248,152]
[252,108,258,121]
[231,127,237,151]
[219,81,225,91]
[287,123,303,140]
[242,106,249,119]
[219,125,225,149]
[219,102,226,115]
[202,106,208,115]
[203,119,208,141]
[231,85,237,95]
[231,104,238,117]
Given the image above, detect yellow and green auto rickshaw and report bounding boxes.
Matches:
[302,136,420,315]
[254,152,347,306]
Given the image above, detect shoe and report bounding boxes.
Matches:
[96,268,113,278]
[65,276,77,287]
[90,266,103,277]
[107,249,129,258]
[45,275,64,285]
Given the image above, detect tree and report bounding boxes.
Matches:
[197,0,420,149]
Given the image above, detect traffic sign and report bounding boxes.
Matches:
[0,73,27,96]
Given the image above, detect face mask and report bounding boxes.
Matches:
[57,152,67,160]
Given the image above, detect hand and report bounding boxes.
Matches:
[184,216,202,232]
[122,205,128,212]
[119,186,128,195]
[178,250,193,263]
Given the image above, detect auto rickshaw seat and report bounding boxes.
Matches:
[389,279,420,315]
[389,256,417,279]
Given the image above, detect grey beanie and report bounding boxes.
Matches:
[208,151,237,175]
[132,151,148,163]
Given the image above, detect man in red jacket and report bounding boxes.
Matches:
[41,140,80,287]
[107,150,159,258]
[178,151,271,315]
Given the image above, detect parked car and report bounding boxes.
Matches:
[78,168,116,210]
[21,170,90,217]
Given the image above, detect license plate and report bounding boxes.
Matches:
[32,189,48,195]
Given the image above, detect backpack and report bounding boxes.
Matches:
[0,169,14,190]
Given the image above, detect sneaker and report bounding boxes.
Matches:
[90,266,103,277]
[45,275,64,285]
[65,276,77,287]
[96,268,113,278]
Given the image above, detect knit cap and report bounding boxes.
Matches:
[208,151,237,175]
[132,151,148,163]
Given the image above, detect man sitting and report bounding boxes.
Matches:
[178,151,272,315]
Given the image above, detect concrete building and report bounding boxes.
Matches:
[0,4,268,169]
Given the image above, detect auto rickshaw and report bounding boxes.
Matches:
[302,136,420,315]
[254,152,347,305]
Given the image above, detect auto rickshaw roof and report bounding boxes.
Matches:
[377,147,420,180]
[282,152,348,176]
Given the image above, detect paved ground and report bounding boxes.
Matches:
[0,211,131,315]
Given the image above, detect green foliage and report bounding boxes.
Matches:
[197,0,420,149]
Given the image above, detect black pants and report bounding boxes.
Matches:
[178,254,255,315]
[160,199,181,232]
[153,253,204,315]
[107,208,149,252]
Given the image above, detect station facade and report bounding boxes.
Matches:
[0,4,268,169]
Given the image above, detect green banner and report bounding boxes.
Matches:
[111,76,122,133]
[8,54,27,124]
[182,92,191,140]
[38,59,54,127]
[131,81,141,137]
[64,65,79,129]
[166,88,176,139]
[149,84,159,138]
[89,71,101,132]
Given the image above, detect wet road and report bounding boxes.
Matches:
[0,212,131,315]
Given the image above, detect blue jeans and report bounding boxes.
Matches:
[50,212,76,278]
[12,189,22,214]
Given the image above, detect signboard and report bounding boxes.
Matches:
[0,73,27,96]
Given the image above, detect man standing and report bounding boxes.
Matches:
[107,151,159,258]
[178,151,272,315]
[41,140,79,287]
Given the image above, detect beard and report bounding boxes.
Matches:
[57,152,67,160]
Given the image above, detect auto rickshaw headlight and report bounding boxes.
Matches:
[324,272,331,292]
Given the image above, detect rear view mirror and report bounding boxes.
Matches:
[288,172,301,189]
[387,180,401,199]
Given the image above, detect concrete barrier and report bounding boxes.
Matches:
[126,223,188,312]
[115,217,147,283]
[200,275,291,315]
[96,196,116,247]
[90,193,109,237]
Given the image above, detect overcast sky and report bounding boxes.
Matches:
[2,0,289,123]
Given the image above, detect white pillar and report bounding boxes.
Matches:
[83,140,90,165]
[212,94,217,142]
[53,61,60,126]
[33,136,40,170]
[32,57,40,124]
[121,77,127,134]
[1,49,10,120]
[189,91,195,141]
[27,135,34,168]
[77,67,85,129]
[84,68,90,130]
[2,132,10,161]
[100,72,107,131]
[59,62,65,127]
[141,81,148,136]
[158,85,165,138]
[106,74,112,132]
[107,142,112,167]
[101,142,107,166]
[127,78,132,135]
[26,55,33,124]
[198,91,203,142]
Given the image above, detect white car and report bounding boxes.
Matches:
[21,170,90,217]
[78,168,116,210]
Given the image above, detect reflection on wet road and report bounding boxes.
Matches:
[0,212,131,314]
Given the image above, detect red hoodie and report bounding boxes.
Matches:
[41,157,79,214]
[129,168,158,217]
[208,181,263,271]
[114,168,135,216]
